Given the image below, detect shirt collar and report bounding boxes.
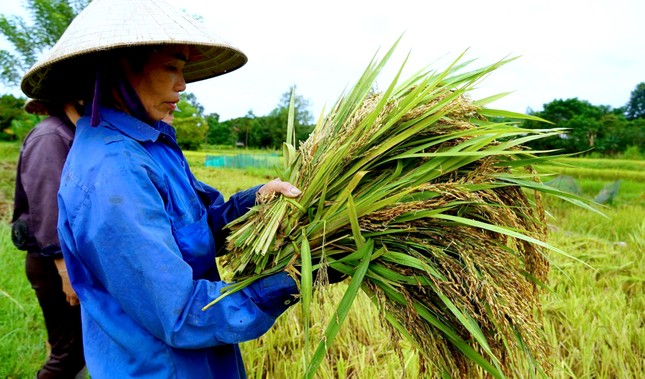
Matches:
[96,107,176,142]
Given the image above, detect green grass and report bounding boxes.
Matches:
[540,157,645,183]
[0,142,19,224]
[557,157,645,171]
[0,142,643,378]
[542,166,645,183]
[1,224,51,378]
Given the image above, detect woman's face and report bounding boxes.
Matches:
[126,45,189,121]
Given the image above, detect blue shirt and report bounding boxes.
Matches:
[57,108,298,378]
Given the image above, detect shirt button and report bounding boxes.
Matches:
[284,299,291,305]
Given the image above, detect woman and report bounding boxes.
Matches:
[12,99,86,379]
[21,0,301,377]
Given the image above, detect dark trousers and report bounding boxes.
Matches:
[25,254,85,379]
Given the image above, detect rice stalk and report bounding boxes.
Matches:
[211,41,592,378]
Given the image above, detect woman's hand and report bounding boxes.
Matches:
[54,258,80,306]
[59,271,80,306]
[258,179,302,200]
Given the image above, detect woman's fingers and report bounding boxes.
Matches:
[258,178,302,198]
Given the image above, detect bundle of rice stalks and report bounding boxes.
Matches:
[209,41,584,378]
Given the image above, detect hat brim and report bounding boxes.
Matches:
[21,42,247,101]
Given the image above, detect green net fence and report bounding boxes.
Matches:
[204,153,282,169]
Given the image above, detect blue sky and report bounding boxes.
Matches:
[2,0,644,121]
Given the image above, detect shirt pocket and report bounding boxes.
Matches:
[172,211,216,278]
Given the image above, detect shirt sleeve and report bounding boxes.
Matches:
[63,151,297,349]
[20,131,69,258]
[196,180,261,256]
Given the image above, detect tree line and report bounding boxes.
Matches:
[0,0,643,156]
[0,88,315,151]
[172,90,314,151]
[518,86,645,157]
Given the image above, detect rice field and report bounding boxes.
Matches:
[0,143,643,378]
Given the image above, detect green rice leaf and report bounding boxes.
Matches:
[480,108,552,123]
[306,240,374,378]
[347,194,365,249]
[299,230,313,362]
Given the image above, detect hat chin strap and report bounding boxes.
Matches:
[90,70,102,127]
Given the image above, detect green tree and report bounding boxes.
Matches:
[177,92,204,117]
[10,111,42,141]
[206,113,236,146]
[594,113,625,155]
[621,118,645,153]
[262,87,314,149]
[0,0,90,86]
[228,111,256,148]
[0,94,27,140]
[174,116,207,151]
[173,92,207,150]
[175,93,202,119]
[522,97,643,157]
[205,88,315,149]
[625,82,645,120]
[523,98,610,154]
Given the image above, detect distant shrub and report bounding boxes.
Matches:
[174,116,207,151]
[622,145,643,160]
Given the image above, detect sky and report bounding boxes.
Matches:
[1,0,644,121]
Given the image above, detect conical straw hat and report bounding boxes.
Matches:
[21,0,247,101]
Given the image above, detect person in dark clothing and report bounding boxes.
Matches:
[12,99,87,379]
